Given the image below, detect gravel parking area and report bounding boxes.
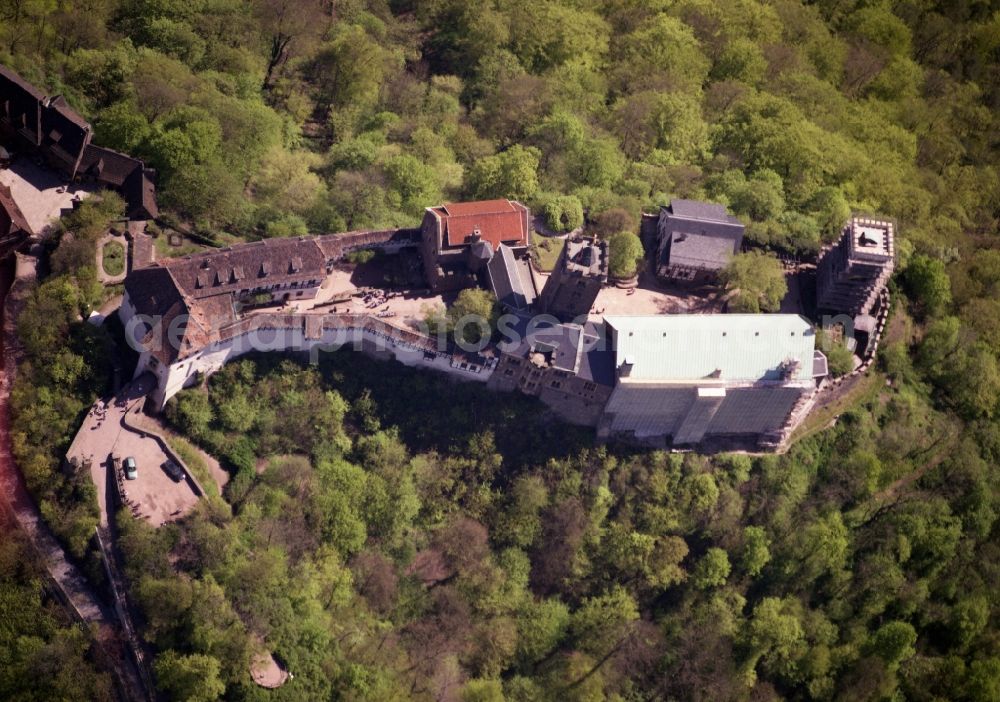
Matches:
[68,379,199,527]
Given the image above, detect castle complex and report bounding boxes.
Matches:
[0,65,897,453]
[113,195,861,452]
[420,199,530,292]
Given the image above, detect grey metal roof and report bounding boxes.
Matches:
[673,392,725,445]
[605,314,818,382]
[487,244,535,311]
[812,350,829,378]
[605,384,696,438]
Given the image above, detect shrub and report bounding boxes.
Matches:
[608,231,644,279]
[543,195,584,232]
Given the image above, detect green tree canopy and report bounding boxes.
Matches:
[154,650,226,702]
[543,195,584,232]
[465,145,540,201]
[447,288,499,346]
[720,250,788,312]
[608,231,644,279]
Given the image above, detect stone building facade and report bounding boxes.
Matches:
[538,236,608,322]
[816,215,895,317]
[420,199,530,291]
[488,321,614,427]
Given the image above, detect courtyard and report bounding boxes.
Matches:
[275,258,451,323]
[585,267,724,321]
[0,158,94,235]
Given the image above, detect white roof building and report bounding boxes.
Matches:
[599,315,827,450]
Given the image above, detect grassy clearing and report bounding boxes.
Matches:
[153,231,208,259]
[166,435,220,497]
[101,240,125,277]
[531,231,564,272]
[790,370,883,445]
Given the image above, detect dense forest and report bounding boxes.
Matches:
[3,0,1000,700]
[0,529,113,700]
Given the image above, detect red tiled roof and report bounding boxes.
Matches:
[443,199,516,217]
[434,199,529,249]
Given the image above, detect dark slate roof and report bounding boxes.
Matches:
[124,266,185,318]
[46,96,89,128]
[0,65,44,100]
[123,265,228,365]
[79,144,158,219]
[497,318,613,386]
[0,182,31,237]
[579,321,615,386]
[667,233,738,270]
[80,144,143,187]
[165,237,327,300]
[124,167,158,220]
[707,386,807,435]
[0,65,43,144]
[662,199,745,243]
[668,198,743,224]
[41,95,91,164]
[498,318,580,370]
[487,244,535,311]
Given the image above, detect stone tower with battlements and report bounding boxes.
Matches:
[539,236,608,322]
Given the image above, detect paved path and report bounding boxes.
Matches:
[127,221,153,270]
[587,268,720,321]
[0,252,150,701]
